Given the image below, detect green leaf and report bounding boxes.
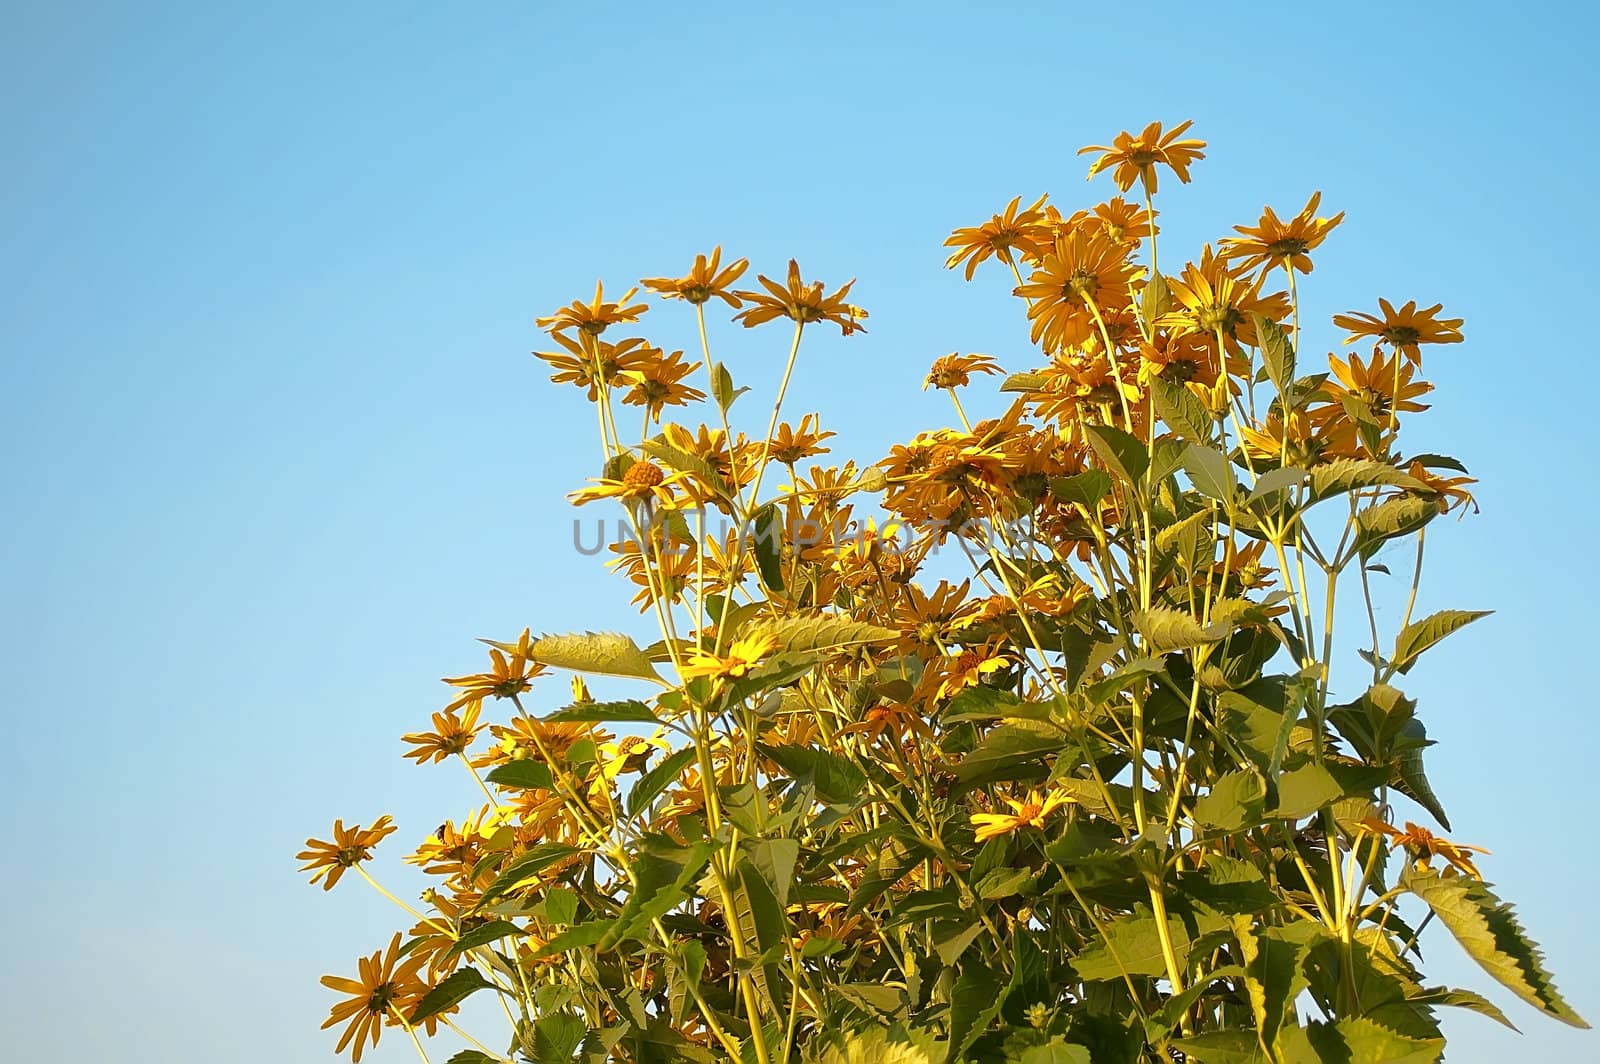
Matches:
[1017,1039,1092,1064]
[758,743,866,805]
[445,919,523,957]
[1183,443,1235,503]
[444,1053,500,1064]
[534,919,615,959]
[408,967,499,1023]
[737,856,789,957]
[626,746,698,818]
[947,962,1004,1062]
[1141,271,1173,322]
[542,887,578,926]
[751,503,785,594]
[1402,867,1589,1027]
[1001,371,1048,393]
[1151,377,1213,444]
[1170,1029,1267,1063]
[532,1011,588,1064]
[749,614,899,654]
[1072,905,1229,981]
[747,837,800,908]
[1308,458,1427,504]
[1136,606,1219,652]
[480,843,582,902]
[1246,465,1308,505]
[529,631,665,683]
[544,698,661,723]
[1306,1017,1444,1064]
[711,362,747,412]
[1269,764,1342,819]
[1252,313,1296,393]
[1391,609,1491,675]
[955,721,1064,785]
[1353,496,1436,559]
[486,759,554,790]
[1084,423,1148,487]
[1193,769,1267,831]
[1050,469,1113,509]
[1409,986,1518,1031]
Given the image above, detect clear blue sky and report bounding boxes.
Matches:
[3,2,1595,1060]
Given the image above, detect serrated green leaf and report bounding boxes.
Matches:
[486,759,554,790]
[1183,443,1235,503]
[758,743,865,805]
[1253,313,1296,393]
[1152,377,1213,444]
[751,503,785,594]
[1353,496,1436,559]
[1391,609,1491,675]
[955,721,1064,785]
[445,919,523,958]
[749,614,899,654]
[1001,371,1048,393]
[408,967,499,1023]
[544,698,661,723]
[1308,458,1428,504]
[1194,769,1267,831]
[1084,423,1149,487]
[1050,469,1113,509]
[626,746,698,818]
[1137,606,1219,652]
[1072,905,1229,981]
[480,843,582,902]
[1402,867,1588,1027]
[529,632,665,683]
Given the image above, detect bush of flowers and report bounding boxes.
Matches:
[299,122,1586,1064]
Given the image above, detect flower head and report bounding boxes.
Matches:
[642,246,750,308]
[924,353,1003,390]
[297,817,398,891]
[1333,299,1464,365]
[319,933,434,1061]
[679,631,781,685]
[735,260,868,334]
[944,195,1051,280]
[1221,191,1345,276]
[442,629,549,711]
[402,702,486,765]
[1363,818,1490,879]
[970,789,1074,842]
[1079,120,1207,194]
[536,280,648,337]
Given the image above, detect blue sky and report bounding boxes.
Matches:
[3,1,1596,1060]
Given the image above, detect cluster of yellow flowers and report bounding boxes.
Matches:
[299,121,1584,1064]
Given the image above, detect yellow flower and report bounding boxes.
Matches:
[924,352,1002,390]
[319,933,433,1061]
[536,280,648,337]
[943,194,1052,280]
[970,789,1074,843]
[297,816,398,891]
[402,701,485,765]
[1079,120,1206,194]
[931,638,1014,701]
[1164,245,1291,354]
[679,631,781,684]
[1221,192,1345,276]
[1324,346,1432,424]
[1363,818,1490,879]
[569,459,688,509]
[1015,227,1141,352]
[641,246,750,308]
[534,334,657,401]
[618,348,706,422]
[734,259,868,334]
[767,413,836,465]
[441,628,549,711]
[1333,299,1463,365]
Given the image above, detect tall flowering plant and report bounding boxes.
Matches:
[300,124,1586,1064]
